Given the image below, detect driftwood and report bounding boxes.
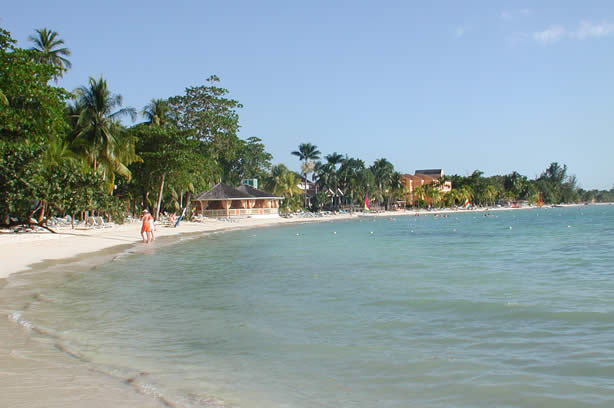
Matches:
[7,222,56,234]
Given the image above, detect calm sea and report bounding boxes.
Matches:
[4,205,614,408]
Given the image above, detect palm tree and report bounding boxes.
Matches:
[142,98,170,126]
[312,160,327,191]
[458,186,473,206]
[370,158,394,210]
[424,183,441,208]
[291,143,320,209]
[71,76,137,189]
[28,28,71,82]
[325,152,343,209]
[485,185,499,207]
[264,164,302,212]
[389,172,406,209]
[338,157,365,212]
[413,185,426,207]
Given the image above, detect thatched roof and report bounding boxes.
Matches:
[193,183,282,201]
[193,183,253,201]
[236,184,282,199]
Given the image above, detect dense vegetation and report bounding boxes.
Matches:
[1,26,611,229]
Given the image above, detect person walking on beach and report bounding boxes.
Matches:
[141,209,154,244]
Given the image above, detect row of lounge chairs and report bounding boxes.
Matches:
[47,216,112,229]
[85,216,112,229]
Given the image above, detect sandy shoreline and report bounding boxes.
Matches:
[0,213,355,280]
[0,204,575,280]
[0,205,584,408]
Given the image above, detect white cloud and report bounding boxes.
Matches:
[531,21,614,44]
[571,20,614,39]
[501,8,531,21]
[533,25,565,44]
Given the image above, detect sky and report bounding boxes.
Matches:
[3,1,613,190]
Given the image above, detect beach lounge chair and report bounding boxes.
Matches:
[85,216,97,228]
[94,216,112,228]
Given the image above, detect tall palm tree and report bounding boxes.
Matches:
[370,158,394,209]
[28,28,71,82]
[264,164,302,212]
[485,185,499,207]
[325,152,343,209]
[72,76,137,189]
[142,98,171,126]
[338,157,365,212]
[389,171,406,209]
[291,143,320,209]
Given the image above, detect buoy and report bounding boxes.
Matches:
[509,226,512,230]
[370,231,374,234]
[333,231,336,234]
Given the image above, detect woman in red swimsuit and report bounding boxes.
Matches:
[141,209,154,243]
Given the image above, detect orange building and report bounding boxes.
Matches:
[401,169,452,205]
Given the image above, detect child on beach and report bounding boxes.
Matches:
[141,209,154,244]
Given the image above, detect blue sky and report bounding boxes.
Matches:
[3,1,613,189]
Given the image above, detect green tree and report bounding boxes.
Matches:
[167,75,243,183]
[142,98,171,126]
[0,28,68,144]
[389,172,407,208]
[370,158,394,209]
[28,28,71,82]
[537,162,577,204]
[291,143,321,209]
[263,164,302,212]
[413,185,427,207]
[229,136,273,184]
[0,27,69,225]
[129,124,200,220]
[71,76,137,186]
[338,157,365,212]
[503,171,529,201]
[325,152,344,209]
[485,184,498,206]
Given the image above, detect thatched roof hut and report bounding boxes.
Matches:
[192,183,281,217]
[193,183,253,201]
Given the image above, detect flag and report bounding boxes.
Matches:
[364,191,370,210]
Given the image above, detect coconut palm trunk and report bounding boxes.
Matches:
[155,172,166,221]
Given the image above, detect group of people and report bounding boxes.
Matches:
[140,209,155,244]
[140,208,187,244]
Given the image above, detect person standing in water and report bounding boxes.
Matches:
[141,209,154,243]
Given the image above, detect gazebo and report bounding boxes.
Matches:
[192,183,282,217]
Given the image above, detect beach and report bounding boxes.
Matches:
[0,214,354,280]
[0,206,545,280]
[2,204,597,408]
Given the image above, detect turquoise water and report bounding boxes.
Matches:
[7,206,614,407]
